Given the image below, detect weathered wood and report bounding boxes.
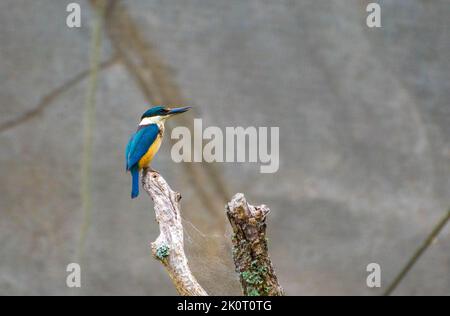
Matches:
[226,193,284,296]
[142,169,208,296]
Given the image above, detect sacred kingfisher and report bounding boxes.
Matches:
[125,106,191,198]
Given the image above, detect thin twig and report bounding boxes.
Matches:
[384,209,450,296]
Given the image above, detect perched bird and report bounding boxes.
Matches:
[125,106,190,198]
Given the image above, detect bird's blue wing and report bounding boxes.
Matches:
[125,124,160,170]
[125,134,133,170]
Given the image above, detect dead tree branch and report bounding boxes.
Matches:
[142,169,208,296]
[226,193,284,296]
[140,169,283,296]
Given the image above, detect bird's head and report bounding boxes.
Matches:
[139,106,191,126]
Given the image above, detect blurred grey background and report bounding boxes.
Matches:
[0,0,449,295]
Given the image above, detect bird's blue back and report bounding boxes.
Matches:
[125,124,160,170]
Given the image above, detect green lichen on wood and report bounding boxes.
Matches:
[231,234,282,296]
[238,259,272,296]
[227,197,283,296]
[247,288,260,296]
[155,244,170,260]
[231,229,276,296]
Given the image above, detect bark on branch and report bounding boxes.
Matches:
[226,193,284,296]
[142,169,208,296]
[142,169,282,296]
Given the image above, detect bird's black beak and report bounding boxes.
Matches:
[167,106,191,115]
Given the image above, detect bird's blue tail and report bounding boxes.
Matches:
[131,166,139,199]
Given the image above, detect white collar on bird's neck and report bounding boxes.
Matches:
[138,116,166,133]
[139,115,166,126]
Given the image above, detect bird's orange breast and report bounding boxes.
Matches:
[138,134,162,169]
